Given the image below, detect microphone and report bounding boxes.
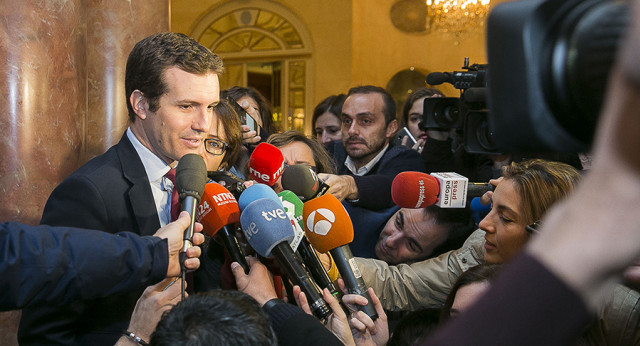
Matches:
[391,171,494,209]
[197,182,249,274]
[302,194,378,320]
[238,183,280,211]
[175,154,208,257]
[278,190,339,296]
[241,198,331,320]
[426,70,486,90]
[281,164,330,201]
[207,170,247,200]
[247,143,284,186]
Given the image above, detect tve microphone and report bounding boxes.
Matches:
[241,198,331,320]
[247,143,284,186]
[197,183,249,274]
[392,171,494,208]
[238,183,280,211]
[281,164,330,201]
[279,190,339,296]
[175,154,208,256]
[303,194,378,320]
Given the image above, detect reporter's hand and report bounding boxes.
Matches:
[342,287,388,346]
[241,124,261,145]
[153,211,204,277]
[239,100,262,144]
[120,277,185,344]
[293,286,356,346]
[317,173,358,201]
[231,257,277,306]
[480,177,503,206]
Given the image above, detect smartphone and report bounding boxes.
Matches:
[226,96,258,133]
[393,127,417,147]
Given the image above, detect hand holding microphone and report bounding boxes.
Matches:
[197,182,249,274]
[303,194,378,320]
[281,164,330,201]
[175,154,208,266]
[175,153,208,300]
[240,198,331,319]
[316,173,358,202]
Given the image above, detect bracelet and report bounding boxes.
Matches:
[262,298,284,312]
[123,330,149,346]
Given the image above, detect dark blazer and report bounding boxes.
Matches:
[326,140,427,210]
[18,133,161,346]
[1,222,167,311]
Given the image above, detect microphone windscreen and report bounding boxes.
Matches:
[176,154,208,201]
[238,183,280,211]
[248,143,284,186]
[197,183,240,237]
[391,172,440,208]
[302,194,354,253]
[426,72,449,85]
[281,164,320,200]
[240,198,295,257]
[278,190,304,225]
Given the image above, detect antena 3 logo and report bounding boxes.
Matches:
[305,208,336,236]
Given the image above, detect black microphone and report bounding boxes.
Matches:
[281,164,330,201]
[240,198,331,320]
[426,70,486,90]
[278,190,340,297]
[175,154,208,254]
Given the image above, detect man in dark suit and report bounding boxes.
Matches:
[320,86,427,211]
[19,32,223,345]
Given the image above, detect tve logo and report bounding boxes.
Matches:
[305,208,335,236]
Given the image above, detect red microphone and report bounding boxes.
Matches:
[392,171,494,209]
[197,182,249,273]
[391,172,440,208]
[248,143,285,186]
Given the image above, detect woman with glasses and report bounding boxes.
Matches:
[200,100,243,172]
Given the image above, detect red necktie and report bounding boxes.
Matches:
[165,168,180,221]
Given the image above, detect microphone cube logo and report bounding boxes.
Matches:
[305,208,335,236]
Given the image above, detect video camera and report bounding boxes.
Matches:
[424,0,629,153]
[423,59,496,154]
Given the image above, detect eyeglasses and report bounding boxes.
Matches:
[283,163,318,173]
[204,138,229,156]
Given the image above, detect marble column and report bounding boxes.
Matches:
[0,1,168,345]
[86,0,170,159]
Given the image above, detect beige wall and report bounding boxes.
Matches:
[170,0,510,118]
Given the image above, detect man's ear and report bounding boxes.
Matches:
[385,119,399,139]
[130,90,149,120]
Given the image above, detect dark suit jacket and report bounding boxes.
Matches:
[1,222,167,311]
[18,134,161,345]
[326,140,427,210]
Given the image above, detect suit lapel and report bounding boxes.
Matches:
[116,134,162,236]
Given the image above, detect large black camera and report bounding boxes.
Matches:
[423,60,497,154]
[425,0,629,153]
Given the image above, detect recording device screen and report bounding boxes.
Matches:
[226,96,258,133]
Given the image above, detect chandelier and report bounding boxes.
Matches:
[426,0,491,35]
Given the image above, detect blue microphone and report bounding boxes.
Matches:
[238,183,280,211]
[240,198,331,320]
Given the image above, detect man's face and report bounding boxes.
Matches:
[341,93,397,167]
[375,208,448,264]
[138,66,220,164]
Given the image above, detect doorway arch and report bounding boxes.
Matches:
[190,1,314,133]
